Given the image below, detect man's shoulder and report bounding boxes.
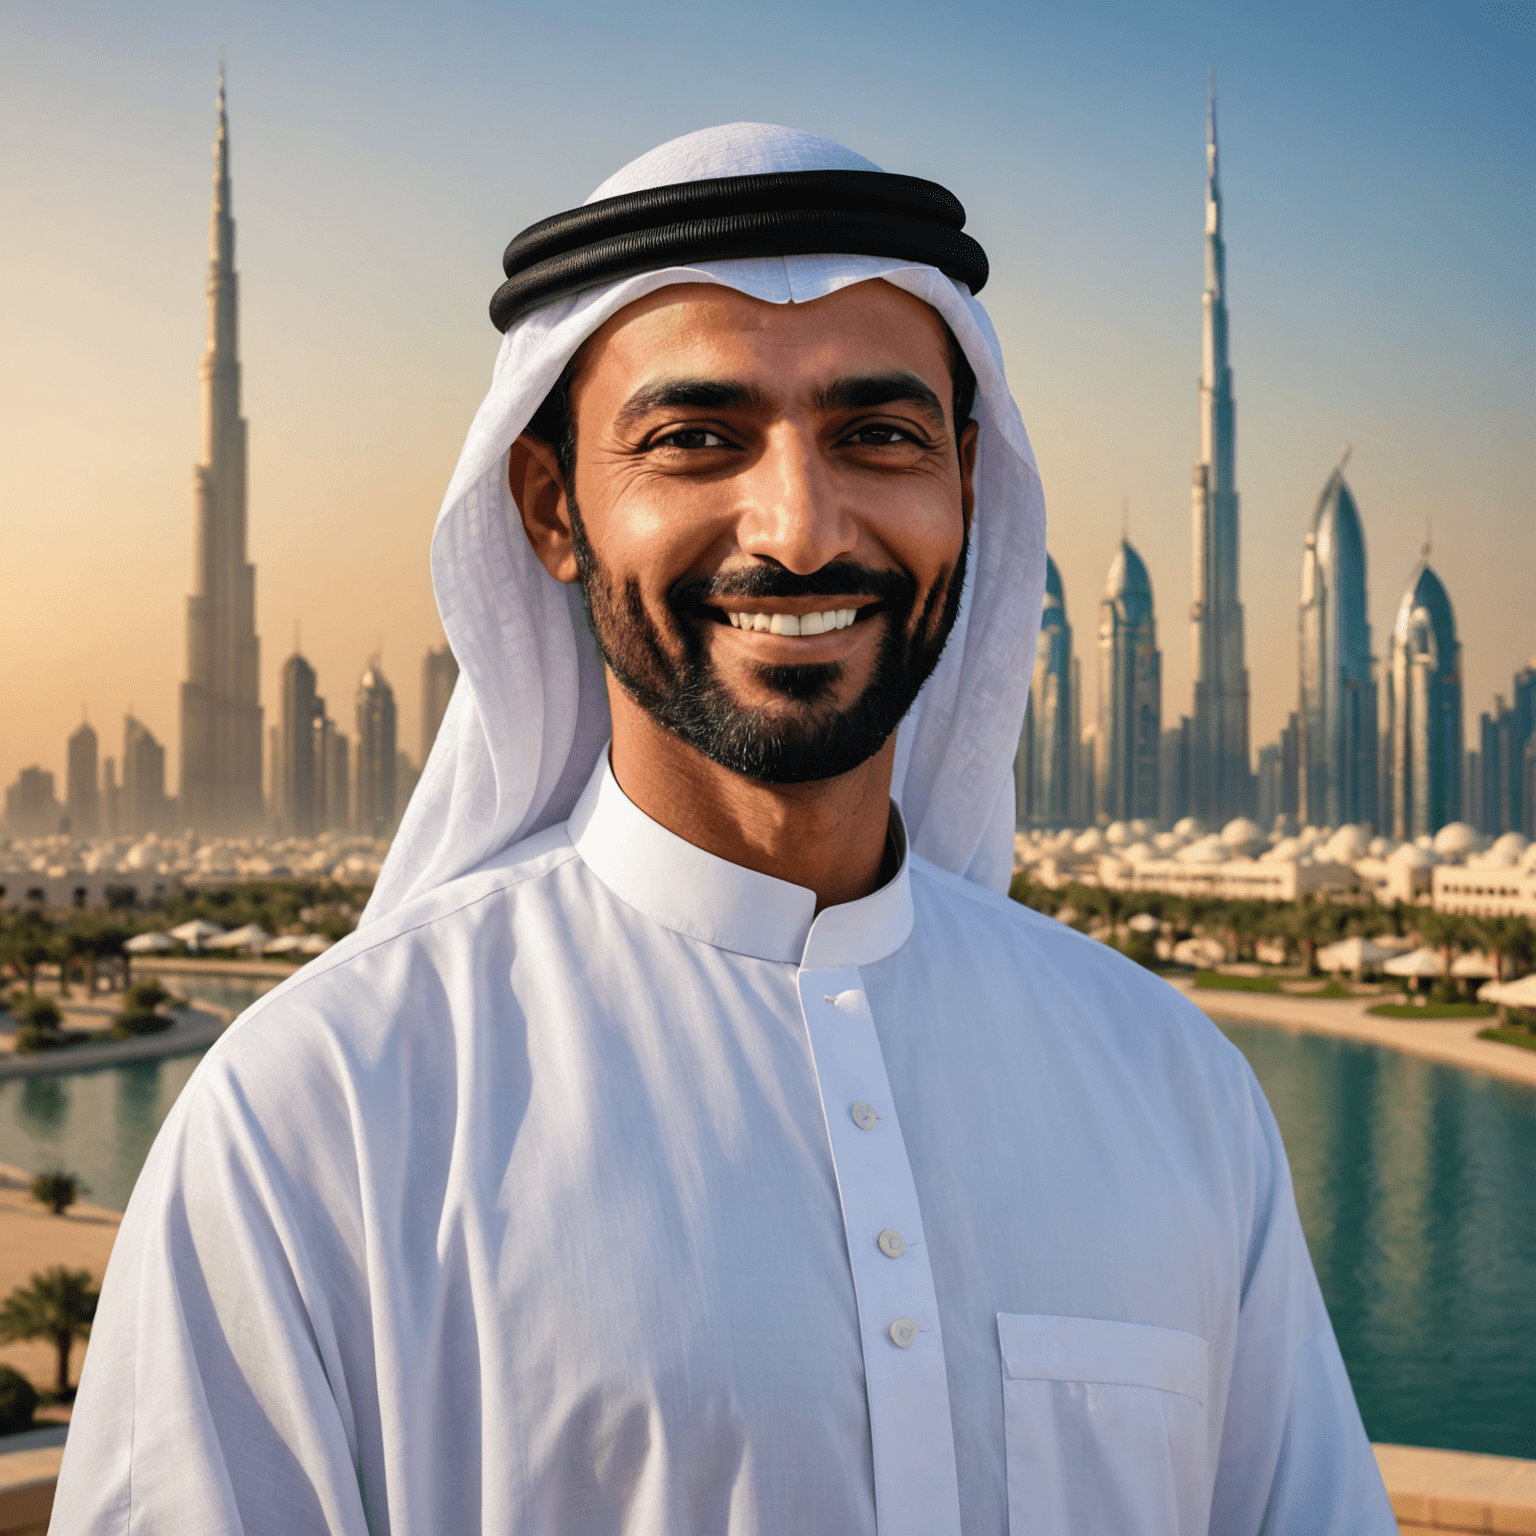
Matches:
[903,856,1248,1081]
[202,825,584,1067]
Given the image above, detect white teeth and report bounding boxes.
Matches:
[727,608,859,634]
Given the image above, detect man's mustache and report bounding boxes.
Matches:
[671,561,916,609]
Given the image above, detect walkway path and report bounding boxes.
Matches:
[1175,979,1536,1090]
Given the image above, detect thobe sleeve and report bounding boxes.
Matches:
[1207,1063,1397,1535]
[49,1056,372,1536]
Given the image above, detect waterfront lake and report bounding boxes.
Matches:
[0,1003,1531,1458]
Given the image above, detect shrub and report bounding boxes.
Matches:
[124,979,172,1014]
[1121,932,1159,970]
[0,1366,37,1434]
[110,1011,174,1037]
[30,1170,84,1216]
[14,1023,67,1054]
[17,997,62,1030]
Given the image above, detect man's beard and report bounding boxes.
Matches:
[568,497,968,785]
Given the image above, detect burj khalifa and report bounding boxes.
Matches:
[179,65,265,833]
[1189,83,1253,824]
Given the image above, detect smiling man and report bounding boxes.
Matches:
[56,125,1394,1535]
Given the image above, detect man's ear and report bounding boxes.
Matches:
[958,417,980,538]
[509,434,579,584]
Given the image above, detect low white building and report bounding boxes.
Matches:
[1432,863,1536,918]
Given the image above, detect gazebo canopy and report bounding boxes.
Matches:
[1479,974,1536,1007]
[1383,946,1446,978]
[124,931,175,954]
[1317,936,1394,973]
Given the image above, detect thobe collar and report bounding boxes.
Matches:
[569,754,914,970]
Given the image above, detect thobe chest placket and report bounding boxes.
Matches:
[797,963,962,1536]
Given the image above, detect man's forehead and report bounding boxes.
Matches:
[574,279,953,398]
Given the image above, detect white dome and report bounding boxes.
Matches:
[1128,819,1153,840]
[1104,821,1131,847]
[1073,828,1106,855]
[1173,817,1205,839]
[1179,834,1231,864]
[1367,836,1394,858]
[1122,841,1154,864]
[1322,824,1369,864]
[1432,822,1482,860]
[1389,843,1436,869]
[1491,831,1529,863]
[1153,832,1181,853]
[1220,818,1266,856]
[1263,837,1304,864]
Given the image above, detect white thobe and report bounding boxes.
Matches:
[54,760,1395,1535]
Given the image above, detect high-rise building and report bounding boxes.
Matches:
[1298,457,1378,830]
[1256,743,1282,831]
[123,716,171,836]
[102,758,120,837]
[66,721,100,837]
[1159,718,1191,827]
[311,707,351,834]
[179,66,264,835]
[421,645,460,766]
[4,768,60,837]
[1015,555,1075,827]
[1476,661,1536,836]
[1077,725,1098,828]
[278,653,319,837]
[1278,712,1301,827]
[355,662,398,837]
[1097,540,1162,823]
[1189,84,1252,824]
[1384,557,1462,839]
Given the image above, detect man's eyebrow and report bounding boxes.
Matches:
[615,377,767,429]
[811,371,947,430]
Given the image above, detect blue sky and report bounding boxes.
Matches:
[2,0,1531,796]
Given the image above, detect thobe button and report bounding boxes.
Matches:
[889,1317,918,1348]
[851,1101,877,1131]
[824,990,863,1014]
[877,1229,905,1258]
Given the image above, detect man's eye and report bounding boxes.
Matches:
[656,428,729,450]
[848,424,916,447]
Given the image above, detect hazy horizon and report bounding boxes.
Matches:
[2,0,1531,812]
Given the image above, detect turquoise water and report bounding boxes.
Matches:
[1,1008,1531,1457]
[1222,1022,1536,1461]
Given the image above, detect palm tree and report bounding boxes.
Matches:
[1470,915,1534,984]
[0,1267,98,1396]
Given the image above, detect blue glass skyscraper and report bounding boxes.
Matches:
[1016,555,1076,827]
[1385,557,1462,838]
[1297,457,1378,829]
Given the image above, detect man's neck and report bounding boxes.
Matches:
[605,678,896,913]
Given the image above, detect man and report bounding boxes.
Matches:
[56,124,1394,1534]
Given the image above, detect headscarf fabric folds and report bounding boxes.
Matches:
[362,122,1046,925]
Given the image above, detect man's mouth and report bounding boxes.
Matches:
[721,607,861,636]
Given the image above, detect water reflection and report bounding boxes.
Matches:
[1224,1023,1536,1459]
[20,1076,66,1133]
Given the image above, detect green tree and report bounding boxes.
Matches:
[0,1267,98,1396]
[1470,914,1535,983]
[30,1169,85,1217]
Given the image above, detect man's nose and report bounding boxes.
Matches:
[732,423,858,575]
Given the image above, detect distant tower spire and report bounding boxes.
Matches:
[1336,441,1352,474]
[180,61,265,833]
[1189,73,1252,825]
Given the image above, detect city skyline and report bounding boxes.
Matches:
[1,0,1531,802]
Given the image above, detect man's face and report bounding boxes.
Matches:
[524,279,977,784]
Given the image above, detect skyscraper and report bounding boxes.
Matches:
[421,645,460,766]
[1384,557,1462,839]
[179,65,264,835]
[1189,84,1252,823]
[66,721,100,837]
[1298,457,1378,830]
[279,653,319,836]
[1015,555,1075,827]
[1097,540,1162,823]
[4,769,59,838]
[123,716,171,836]
[355,661,398,837]
[1476,662,1536,837]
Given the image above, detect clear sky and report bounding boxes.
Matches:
[2,0,1531,808]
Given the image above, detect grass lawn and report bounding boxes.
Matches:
[1476,1025,1536,1052]
[1367,1002,1498,1020]
[1194,971,1282,993]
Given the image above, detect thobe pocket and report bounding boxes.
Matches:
[997,1313,1210,1536]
